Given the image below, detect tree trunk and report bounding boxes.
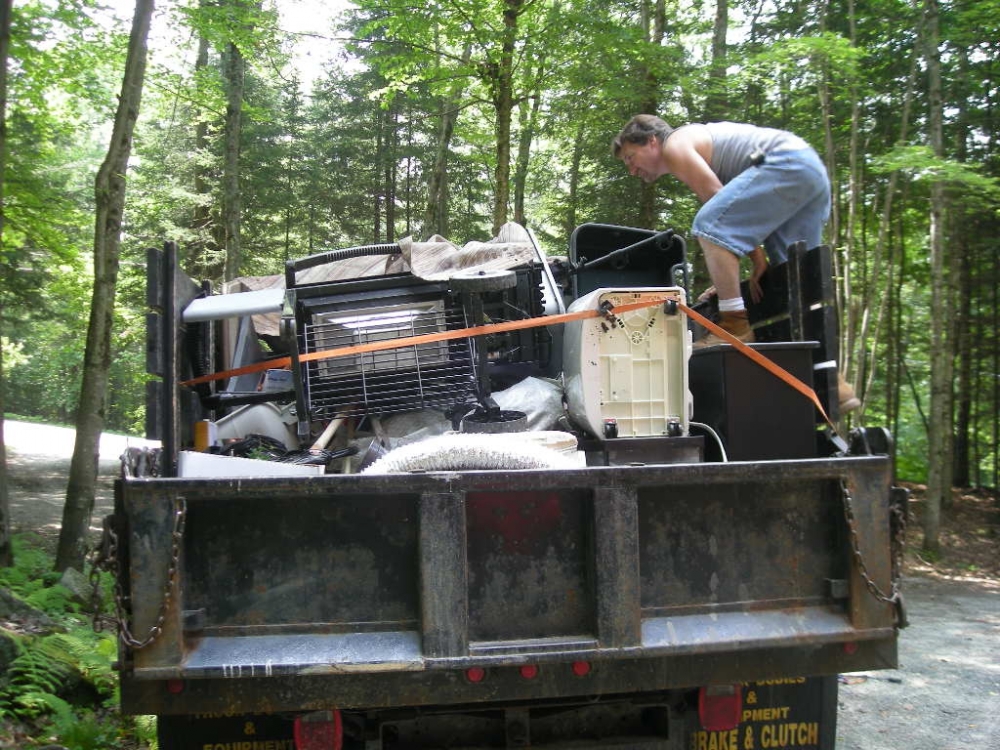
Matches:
[855,9,921,412]
[637,0,665,228]
[951,47,971,488]
[952,246,971,487]
[191,5,218,280]
[423,42,470,237]
[513,85,540,227]
[703,0,728,121]
[564,121,585,237]
[490,0,524,236]
[0,0,13,568]
[834,0,854,381]
[994,248,999,491]
[923,0,950,554]
[373,107,383,241]
[55,0,154,572]
[839,0,865,386]
[383,105,397,242]
[404,116,413,236]
[423,99,458,237]
[222,37,245,282]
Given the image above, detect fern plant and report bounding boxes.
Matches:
[0,534,149,748]
[24,583,81,617]
[0,537,124,726]
[3,641,73,716]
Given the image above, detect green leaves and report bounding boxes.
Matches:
[871,144,1000,205]
[0,0,997,481]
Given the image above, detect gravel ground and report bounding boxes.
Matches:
[4,419,999,749]
[835,574,999,749]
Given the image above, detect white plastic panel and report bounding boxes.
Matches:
[563,288,691,438]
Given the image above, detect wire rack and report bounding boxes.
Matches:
[301,301,477,420]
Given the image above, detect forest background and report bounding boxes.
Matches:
[0,0,998,564]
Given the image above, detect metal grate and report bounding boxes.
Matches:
[302,300,477,420]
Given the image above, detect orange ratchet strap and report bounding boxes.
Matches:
[180,295,834,428]
[179,297,659,388]
[680,301,834,428]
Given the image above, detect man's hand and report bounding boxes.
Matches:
[748,247,767,304]
[697,285,717,303]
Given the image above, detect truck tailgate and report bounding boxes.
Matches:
[117,455,898,714]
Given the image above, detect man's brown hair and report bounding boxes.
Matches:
[612,114,674,157]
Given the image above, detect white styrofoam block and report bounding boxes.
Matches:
[178,451,325,478]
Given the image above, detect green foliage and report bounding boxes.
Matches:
[50,707,123,750]
[0,537,58,598]
[870,145,1000,207]
[6,689,73,722]
[895,421,930,484]
[2,0,998,496]
[0,537,141,748]
[1,0,143,434]
[4,646,75,717]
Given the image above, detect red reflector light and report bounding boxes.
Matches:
[166,679,184,694]
[520,664,539,680]
[843,641,859,654]
[571,661,591,677]
[465,667,486,683]
[293,710,342,750]
[698,684,742,732]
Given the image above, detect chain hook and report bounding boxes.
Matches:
[839,477,907,626]
[88,496,187,650]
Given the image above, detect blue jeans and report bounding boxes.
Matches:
[691,147,831,263]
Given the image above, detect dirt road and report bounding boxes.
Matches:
[4,420,999,749]
[5,420,156,548]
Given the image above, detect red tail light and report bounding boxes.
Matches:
[519,664,539,680]
[294,709,342,750]
[698,684,742,732]
[165,679,185,694]
[465,666,487,683]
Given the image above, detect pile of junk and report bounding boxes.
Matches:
[163,221,704,477]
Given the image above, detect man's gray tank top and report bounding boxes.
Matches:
[703,121,810,183]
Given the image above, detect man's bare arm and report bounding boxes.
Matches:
[662,125,722,203]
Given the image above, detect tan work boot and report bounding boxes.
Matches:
[838,376,861,413]
[694,310,755,349]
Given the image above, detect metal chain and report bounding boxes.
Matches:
[89,518,118,635]
[89,497,187,650]
[840,478,905,606]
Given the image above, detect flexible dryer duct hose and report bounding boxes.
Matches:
[360,433,577,474]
